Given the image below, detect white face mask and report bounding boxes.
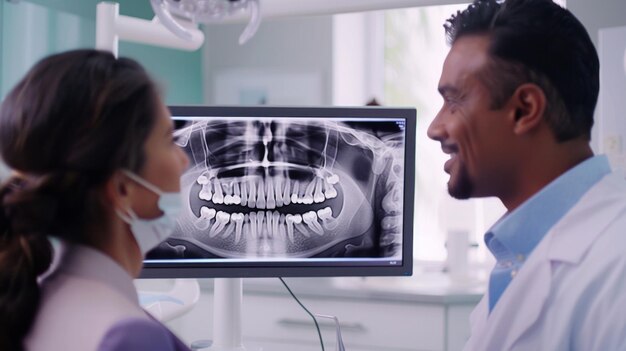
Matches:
[116,170,183,256]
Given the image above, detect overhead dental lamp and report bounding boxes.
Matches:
[97,0,435,56]
[149,0,261,45]
[147,0,443,47]
[96,0,260,56]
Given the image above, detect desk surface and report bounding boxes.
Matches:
[197,272,485,305]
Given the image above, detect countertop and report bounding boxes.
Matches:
[194,272,486,305]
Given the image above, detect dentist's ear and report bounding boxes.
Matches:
[510,83,547,135]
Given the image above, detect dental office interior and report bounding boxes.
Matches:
[1,0,626,350]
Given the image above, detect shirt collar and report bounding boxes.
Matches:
[485,155,611,261]
[54,241,139,305]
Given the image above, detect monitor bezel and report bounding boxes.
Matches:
[140,105,416,278]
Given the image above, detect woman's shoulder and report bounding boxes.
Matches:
[27,271,148,351]
[98,317,191,351]
[39,270,144,320]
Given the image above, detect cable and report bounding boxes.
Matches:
[278,277,325,351]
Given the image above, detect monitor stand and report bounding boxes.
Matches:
[205,278,262,351]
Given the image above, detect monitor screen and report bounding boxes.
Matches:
[141,106,415,278]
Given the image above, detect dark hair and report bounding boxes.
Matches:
[444,0,599,142]
[0,49,160,351]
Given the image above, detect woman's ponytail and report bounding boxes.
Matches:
[0,178,53,351]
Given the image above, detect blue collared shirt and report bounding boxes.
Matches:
[485,155,611,311]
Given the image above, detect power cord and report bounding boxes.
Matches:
[278,277,325,351]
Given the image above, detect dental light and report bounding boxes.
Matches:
[97,0,436,56]
[96,0,260,57]
[96,2,204,57]
[149,0,261,45]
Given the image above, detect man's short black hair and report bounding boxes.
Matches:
[444,0,599,142]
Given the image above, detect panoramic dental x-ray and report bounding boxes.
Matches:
[150,117,405,261]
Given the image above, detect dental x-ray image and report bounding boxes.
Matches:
[147,116,406,261]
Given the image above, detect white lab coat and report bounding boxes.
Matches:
[26,243,149,351]
[464,172,626,351]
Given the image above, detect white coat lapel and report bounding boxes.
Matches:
[547,173,626,264]
[476,235,554,350]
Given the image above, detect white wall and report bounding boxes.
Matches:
[568,0,626,155]
[202,16,334,105]
[568,0,626,46]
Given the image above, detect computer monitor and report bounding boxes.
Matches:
[141,105,416,279]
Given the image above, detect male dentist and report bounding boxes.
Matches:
[428,0,626,349]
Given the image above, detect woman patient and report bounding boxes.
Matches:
[0,49,191,351]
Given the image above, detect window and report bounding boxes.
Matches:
[384,4,506,265]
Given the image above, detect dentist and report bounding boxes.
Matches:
[0,50,190,351]
[428,0,626,349]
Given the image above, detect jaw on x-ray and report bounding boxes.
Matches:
[150,118,405,260]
